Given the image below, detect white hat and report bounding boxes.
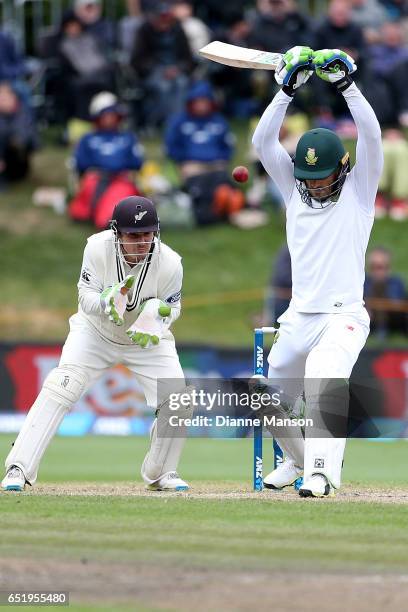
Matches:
[89,92,120,118]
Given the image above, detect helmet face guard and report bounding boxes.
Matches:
[295,154,350,209]
[111,222,160,267]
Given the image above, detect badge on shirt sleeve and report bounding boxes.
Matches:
[81,268,91,283]
[166,291,181,305]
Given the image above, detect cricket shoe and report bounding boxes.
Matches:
[299,474,333,498]
[147,471,189,492]
[264,459,303,490]
[1,465,26,492]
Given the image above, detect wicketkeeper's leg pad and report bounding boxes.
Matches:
[5,366,89,484]
[141,385,195,484]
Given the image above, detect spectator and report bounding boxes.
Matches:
[172,0,211,57]
[130,0,194,127]
[265,245,292,322]
[73,0,116,50]
[375,129,408,221]
[351,0,388,43]
[69,92,143,229]
[57,11,115,121]
[313,0,366,117]
[247,0,313,55]
[364,247,407,338]
[165,80,244,224]
[314,0,365,60]
[0,82,37,187]
[190,0,247,34]
[363,22,408,126]
[0,30,25,83]
[368,21,408,75]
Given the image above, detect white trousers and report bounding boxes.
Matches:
[5,316,184,483]
[59,317,184,406]
[267,305,370,488]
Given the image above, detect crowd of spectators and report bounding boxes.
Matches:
[0,0,406,334]
[2,0,408,222]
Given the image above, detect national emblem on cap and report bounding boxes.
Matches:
[305,148,318,166]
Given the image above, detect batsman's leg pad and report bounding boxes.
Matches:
[303,374,350,489]
[5,366,89,484]
[141,385,194,484]
[303,437,346,490]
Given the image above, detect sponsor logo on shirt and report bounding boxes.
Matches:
[346,325,354,331]
[166,291,181,305]
[314,458,325,468]
[81,269,91,283]
[334,302,342,307]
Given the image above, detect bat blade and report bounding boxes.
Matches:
[199,41,282,70]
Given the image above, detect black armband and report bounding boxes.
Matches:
[335,75,353,93]
[282,85,295,97]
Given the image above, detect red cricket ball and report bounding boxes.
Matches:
[232,165,249,183]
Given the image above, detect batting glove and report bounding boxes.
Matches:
[313,49,357,92]
[126,298,171,348]
[101,274,135,326]
[275,46,314,96]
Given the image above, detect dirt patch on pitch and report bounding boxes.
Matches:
[1,557,408,611]
[19,482,408,504]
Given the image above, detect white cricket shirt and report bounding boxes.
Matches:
[74,230,183,344]
[252,83,383,313]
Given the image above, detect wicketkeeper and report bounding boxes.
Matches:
[252,47,383,497]
[2,196,191,492]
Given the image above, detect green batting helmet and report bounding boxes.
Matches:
[294,128,348,180]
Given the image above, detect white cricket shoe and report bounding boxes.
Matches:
[1,465,26,492]
[264,459,303,490]
[147,471,189,492]
[299,474,333,498]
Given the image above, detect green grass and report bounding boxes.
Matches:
[1,435,408,486]
[0,128,407,346]
[1,436,408,609]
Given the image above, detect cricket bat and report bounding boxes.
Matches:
[199,41,282,70]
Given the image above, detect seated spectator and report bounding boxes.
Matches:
[69,92,143,229]
[364,247,407,338]
[189,0,247,35]
[56,10,115,122]
[244,0,313,113]
[247,0,313,54]
[351,0,388,43]
[0,82,37,187]
[368,21,408,75]
[165,80,244,224]
[0,30,25,83]
[172,0,211,57]
[73,0,116,50]
[313,0,366,117]
[130,0,194,127]
[375,129,408,220]
[265,244,292,323]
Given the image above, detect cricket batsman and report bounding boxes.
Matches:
[2,196,191,492]
[252,48,383,497]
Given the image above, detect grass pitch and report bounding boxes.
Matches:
[1,436,408,611]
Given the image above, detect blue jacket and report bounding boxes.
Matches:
[0,31,24,81]
[165,81,234,163]
[364,276,406,300]
[74,130,144,174]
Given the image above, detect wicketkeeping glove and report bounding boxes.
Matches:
[313,49,357,92]
[126,298,171,348]
[101,274,135,326]
[275,46,314,96]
